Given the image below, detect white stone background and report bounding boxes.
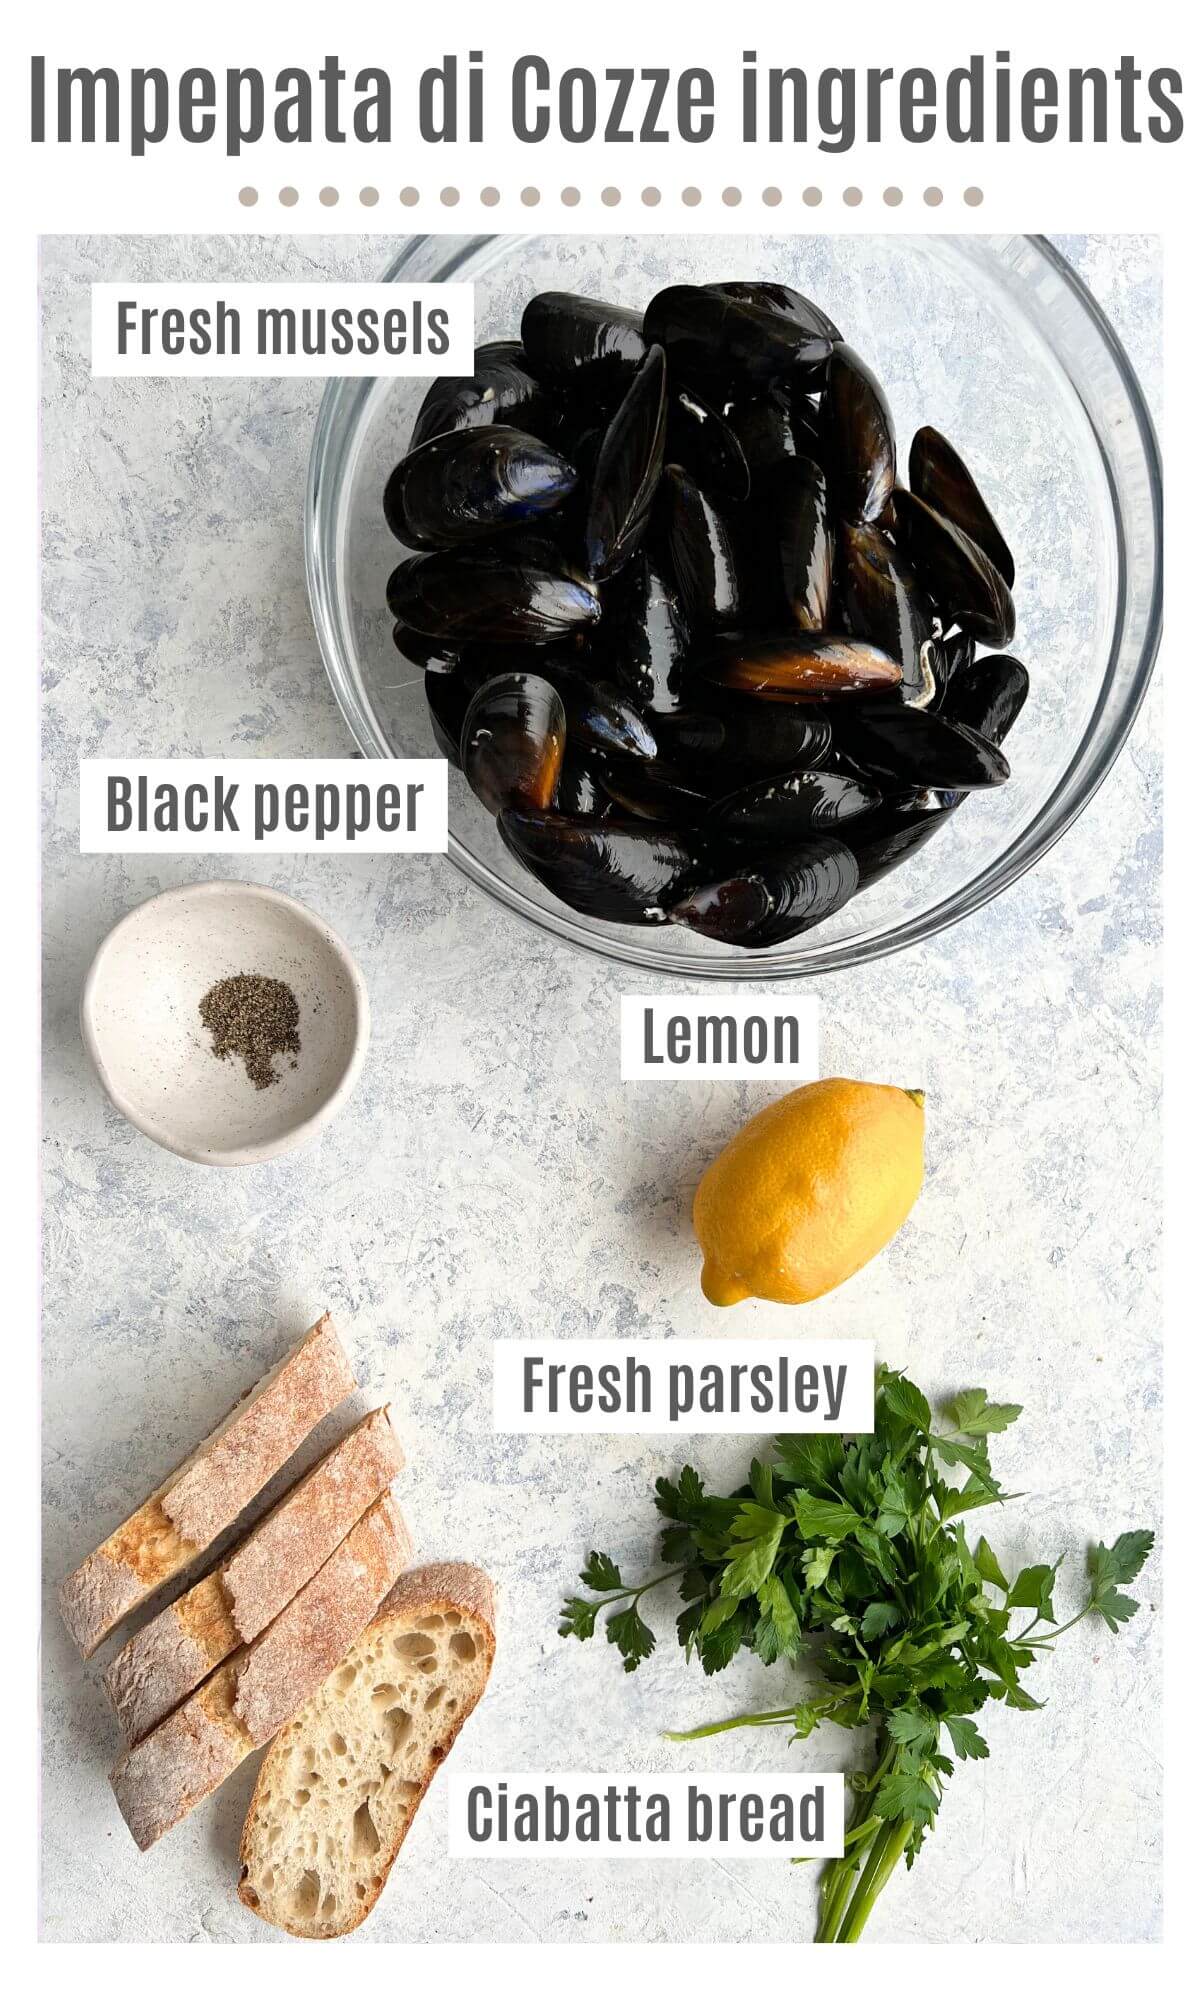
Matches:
[40,234,1161,1945]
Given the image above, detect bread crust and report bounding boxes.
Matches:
[237,1562,496,1938]
[60,1315,356,1658]
[109,1496,410,1851]
[104,1409,402,1745]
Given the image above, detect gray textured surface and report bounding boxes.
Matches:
[41,234,1161,1944]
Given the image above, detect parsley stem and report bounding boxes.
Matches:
[836,1818,913,1942]
[664,1707,797,1740]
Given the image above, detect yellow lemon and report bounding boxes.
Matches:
[693,1078,925,1306]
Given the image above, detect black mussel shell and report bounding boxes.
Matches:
[388,550,602,644]
[928,628,976,704]
[536,656,658,762]
[644,285,832,395]
[555,753,612,818]
[498,810,698,925]
[840,520,935,702]
[701,633,903,701]
[826,344,897,525]
[599,754,710,825]
[776,457,833,632]
[706,281,843,345]
[425,659,488,764]
[847,799,962,890]
[461,672,567,817]
[837,704,1010,789]
[655,701,833,776]
[939,654,1029,747]
[892,489,1017,648]
[585,344,668,579]
[909,425,1015,588]
[666,386,752,504]
[409,343,546,452]
[384,426,576,550]
[393,623,459,672]
[708,767,881,838]
[602,550,694,713]
[670,837,859,948]
[725,388,824,483]
[661,463,742,634]
[520,292,647,383]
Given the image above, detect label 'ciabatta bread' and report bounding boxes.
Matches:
[238,1562,496,1939]
[110,1493,412,1851]
[59,1314,356,1658]
[104,1407,403,1746]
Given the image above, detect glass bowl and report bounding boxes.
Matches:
[307,234,1161,980]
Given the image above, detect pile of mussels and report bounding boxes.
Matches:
[384,284,1027,949]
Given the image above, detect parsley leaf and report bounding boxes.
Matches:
[790,1492,860,1540]
[605,1604,655,1672]
[945,1715,990,1761]
[881,1374,932,1432]
[580,1551,623,1592]
[558,1596,599,1641]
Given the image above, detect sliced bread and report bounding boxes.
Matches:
[110,1494,411,1851]
[104,1407,403,1746]
[237,1561,496,1939]
[60,1314,356,1658]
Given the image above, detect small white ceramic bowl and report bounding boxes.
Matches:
[81,880,370,1166]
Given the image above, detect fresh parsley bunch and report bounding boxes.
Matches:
[559,1367,1153,1943]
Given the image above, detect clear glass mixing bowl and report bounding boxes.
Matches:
[307,234,1161,980]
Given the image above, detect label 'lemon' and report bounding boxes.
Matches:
[693,1078,925,1306]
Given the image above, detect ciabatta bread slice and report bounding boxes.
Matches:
[110,1494,410,1851]
[104,1407,403,1745]
[238,1562,496,1939]
[60,1314,356,1658]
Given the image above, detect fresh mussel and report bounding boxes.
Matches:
[928,629,976,704]
[726,388,824,482]
[385,426,577,549]
[825,344,897,525]
[424,658,488,764]
[393,623,460,672]
[709,767,881,839]
[584,344,668,578]
[839,520,935,702]
[556,754,613,819]
[939,654,1029,747]
[387,550,601,644]
[666,387,752,504]
[521,293,647,384]
[598,755,710,824]
[498,811,698,925]
[706,281,843,345]
[460,672,566,816]
[410,342,546,451]
[602,550,693,713]
[671,838,859,947]
[655,702,833,776]
[909,426,1015,587]
[848,799,962,891]
[661,463,742,634]
[892,489,1016,648]
[776,457,834,632]
[536,656,658,761]
[837,704,1010,790]
[644,285,832,394]
[701,634,903,701]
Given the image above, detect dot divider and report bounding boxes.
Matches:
[239,184,983,211]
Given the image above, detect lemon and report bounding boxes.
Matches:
[693,1078,925,1306]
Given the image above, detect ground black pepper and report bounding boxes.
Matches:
[198,973,301,1091]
